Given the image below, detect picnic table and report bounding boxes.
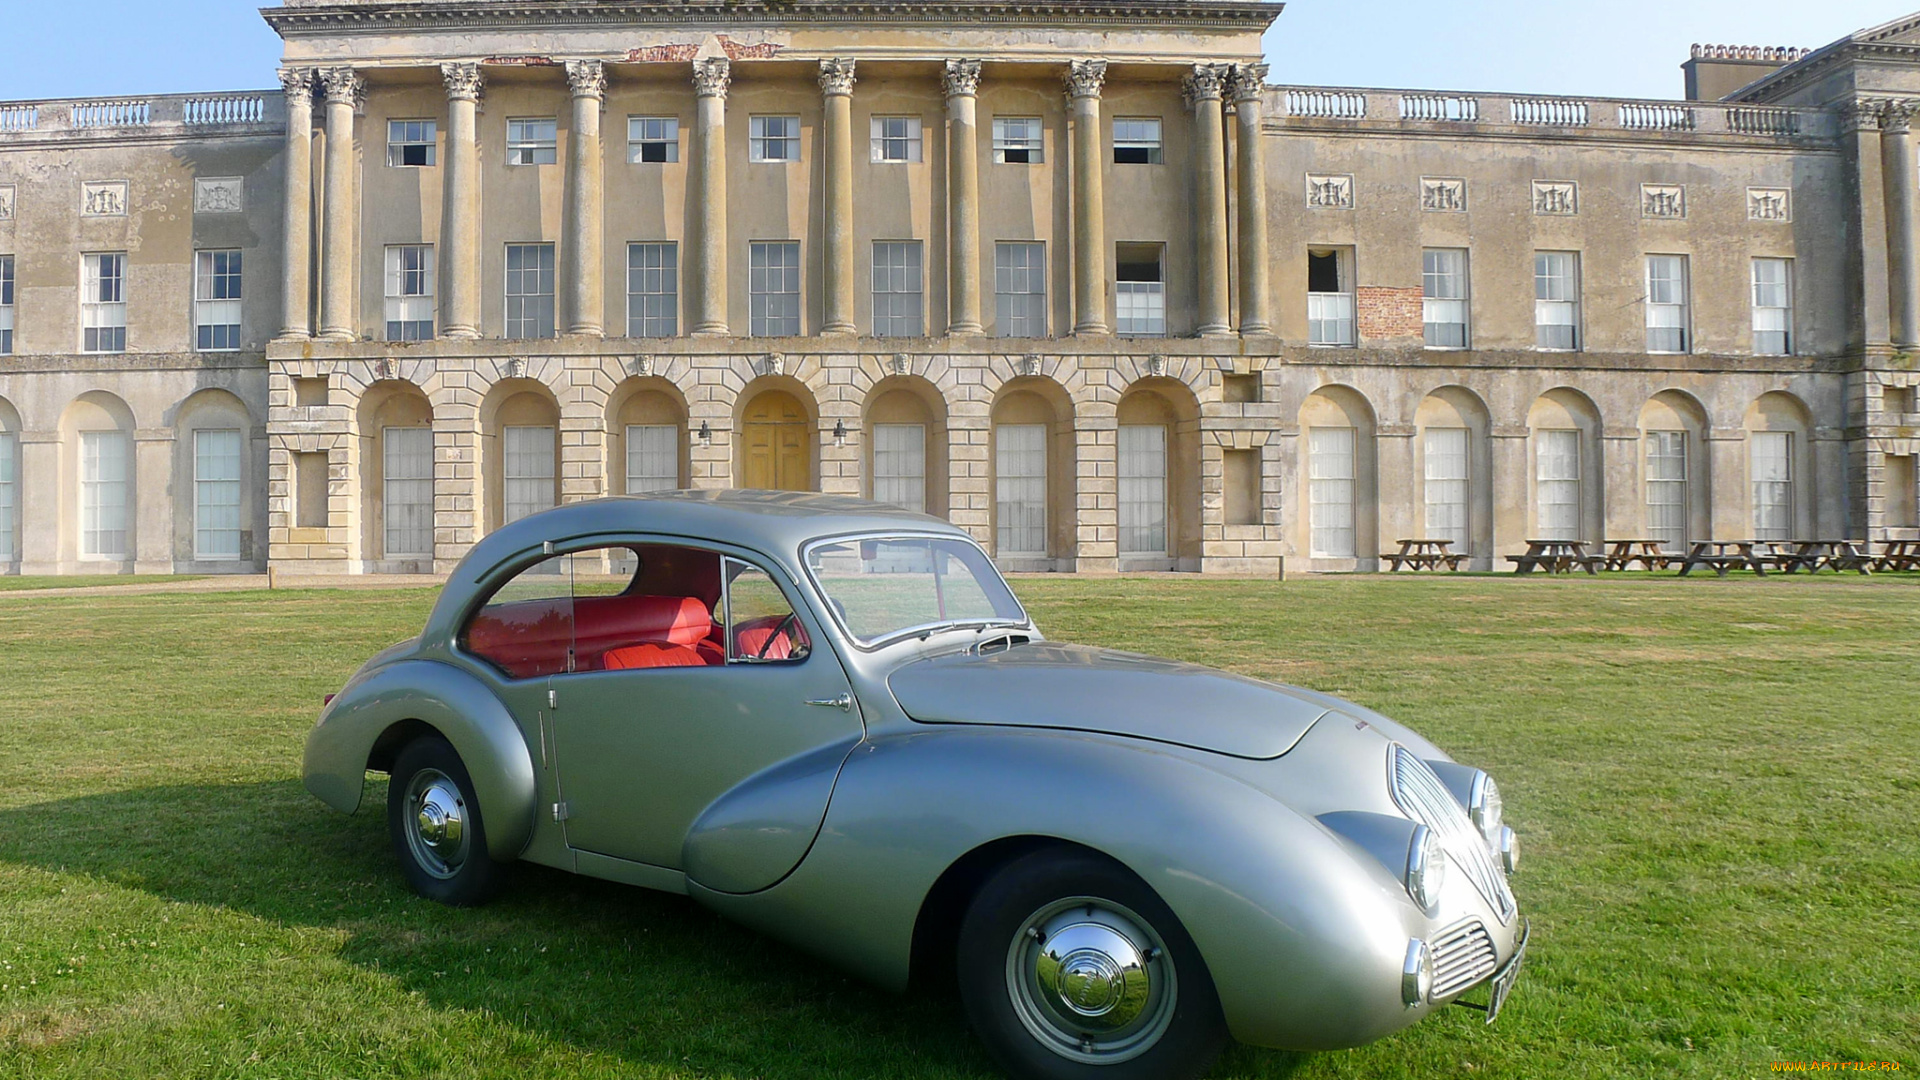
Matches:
[1677,540,1771,577]
[1507,539,1599,575]
[1601,539,1674,572]
[1772,539,1874,575]
[1875,539,1920,572]
[1383,538,1466,572]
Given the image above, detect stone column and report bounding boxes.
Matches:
[1066,59,1109,336]
[1229,63,1272,336]
[944,60,984,336]
[317,67,364,342]
[440,63,484,339]
[1880,99,1920,349]
[690,58,732,336]
[819,59,858,336]
[133,431,173,574]
[277,69,315,339]
[563,60,607,337]
[1186,64,1232,338]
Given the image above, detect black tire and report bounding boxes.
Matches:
[956,847,1229,1080]
[386,735,502,906]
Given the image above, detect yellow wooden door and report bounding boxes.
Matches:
[742,391,811,491]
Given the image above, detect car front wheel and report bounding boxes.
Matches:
[956,848,1228,1080]
[387,735,501,906]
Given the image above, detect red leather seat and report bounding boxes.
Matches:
[603,642,709,670]
[574,594,711,669]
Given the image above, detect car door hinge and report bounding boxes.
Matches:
[548,688,558,709]
[552,801,570,823]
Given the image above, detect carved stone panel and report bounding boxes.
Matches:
[0,184,13,221]
[81,181,129,217]
[889,353,911,376]
[195,177,245,215]
[1421,177,1467,213]
[1748,187,1791,222]
[1641,184,1686,219]
[630,355,654,377]
[1306,174,1354,210]
[1531,180,1578,216]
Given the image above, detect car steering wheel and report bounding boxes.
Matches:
[755,613,800,660]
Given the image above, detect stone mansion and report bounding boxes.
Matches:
[2,0,1920,576]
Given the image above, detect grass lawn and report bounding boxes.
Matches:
[0,575,208,592]
[0,575,1914,1078]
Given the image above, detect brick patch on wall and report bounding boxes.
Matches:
[1356,286,1424,341]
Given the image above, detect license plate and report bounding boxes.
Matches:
[1484,919,1529,1024]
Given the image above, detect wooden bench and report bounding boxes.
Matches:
[1508,540,1600,575]
[1601,539,1673,572]
[1383,539,1466,572]
[1677,541,1770,577]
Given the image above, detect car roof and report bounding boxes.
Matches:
[454,489,972,584]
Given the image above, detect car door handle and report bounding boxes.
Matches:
[806,694,853,712]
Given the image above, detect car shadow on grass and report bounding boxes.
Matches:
[0,778,1308,1079]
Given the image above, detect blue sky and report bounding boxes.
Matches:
[0,0,1913,102]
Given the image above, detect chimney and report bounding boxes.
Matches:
[1683,44,1810,101]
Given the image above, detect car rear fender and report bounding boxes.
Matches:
[302,659,538,862]
[691,727,1423,1050]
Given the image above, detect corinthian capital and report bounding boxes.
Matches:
[318,67,365,109]
[1065,59,1108,100]
[1227,62,1269,104]
[692,57,731,99]
[277,67,316,102]
[1183,63,1229,107]
[1881,97,1917,133]
[943,59,982,99]
[818,58,857,97]
[441,62,483,103]
[565,60,607,100]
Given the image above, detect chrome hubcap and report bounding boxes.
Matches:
[1007,898,1177,1064]
[404,770,468,880]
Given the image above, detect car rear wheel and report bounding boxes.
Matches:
[387,736,501,906]
[956,848,1228,1080]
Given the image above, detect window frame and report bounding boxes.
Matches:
[192,427,244,561]
[79,429,129,560]
[386,120,438,168]
[194,249,244,353]
[748,240,802,337]
[995,422,1049,557]
[624,424,679,494]
[1751,430,1795,542]
[504,243,557,341]
[870,115,924,163]
[627,115,681,164]
[994,241,1048,339]
[505,118,559,166]
[1752,257,1793,356]
[1535,428,1583,541]
[992,117,1044,164]
[0,254,16,356]
[749,115,801,163]
[501,424,558,525]
[1422,426,1470,550]
[1117,423,1170,556]
[382,425,435,559]
[1114,242,1167,338]
[1308,425,1358,558]
[871,240,925,338]
[1112,118,1164,165]
[1645,254,1691,355]
[384,244,437,342]
[1534,251,1582,352]
[1307,247,1355,348]
[871,423,928,514]
[1422,248,1470,350]
[625,241,679,339]
[81,252,128,354]
[1644,429,1689,552]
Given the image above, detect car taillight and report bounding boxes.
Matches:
[323,694,335,706]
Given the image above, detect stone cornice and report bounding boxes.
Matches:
[262,0,1283,36]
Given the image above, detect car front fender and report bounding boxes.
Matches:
[691,726,1427,1051]
[302,659,538,862]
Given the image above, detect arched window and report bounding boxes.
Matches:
[1298,386,1377,566]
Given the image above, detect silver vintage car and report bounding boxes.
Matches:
[304,491,1525,1080]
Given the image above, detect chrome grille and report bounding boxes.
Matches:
[1430,918,1499,999]
[1390,746,1516,923]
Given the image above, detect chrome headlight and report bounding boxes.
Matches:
[1497,825,1519,875]
[1469,774,1503,850]
[1405,824,1447,914]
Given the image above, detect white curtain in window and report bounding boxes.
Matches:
[1534,252,1580,350]
[0,432,14,560]
[1751,431,1794,541]
[503,426,556,524]
[1308,292,1355,346]
[80,430,128,558]
[1536,429,1581,540]
[1309,426,1357,557]
[383,427,434,557]
[1751,259,1792,356]
[1118,424,1169,555]
[1646,256,1689,353]
[873,423,927,514]
[625,425,678,494]
[194,429,243,559]
[1645,431,1688,551]
[995,424,1047,555]
[1423,427,1469,548]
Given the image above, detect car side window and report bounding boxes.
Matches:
[725,558,811,664]
[463,555,575,679]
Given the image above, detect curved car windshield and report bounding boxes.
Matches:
[805,535,1028,646]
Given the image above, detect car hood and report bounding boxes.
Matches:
[887,641,1328,760]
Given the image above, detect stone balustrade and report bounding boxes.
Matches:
[1269,85,1836,141]
[0,92,284,140]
